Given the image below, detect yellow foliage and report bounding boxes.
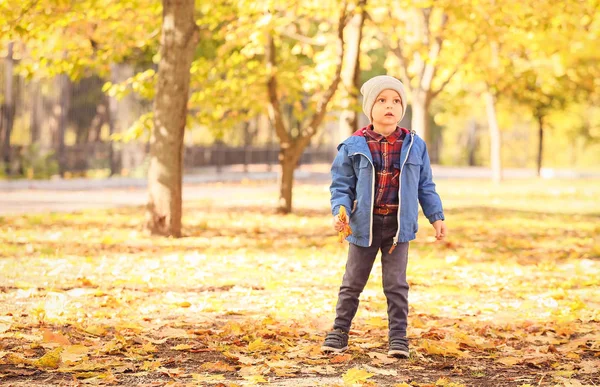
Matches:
[342,368,374,386]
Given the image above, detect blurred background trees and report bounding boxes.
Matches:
[1,0,599,226]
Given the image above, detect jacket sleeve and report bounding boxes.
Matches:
[418,142,445,224]
[330,144,356,216]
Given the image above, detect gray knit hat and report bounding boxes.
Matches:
[360,75,407,123]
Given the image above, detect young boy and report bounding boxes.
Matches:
[322,75,447,358]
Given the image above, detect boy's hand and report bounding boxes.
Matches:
[332,214,347,232]
[432,220,446,241]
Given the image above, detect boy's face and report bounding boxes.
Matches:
[371,89,403,126]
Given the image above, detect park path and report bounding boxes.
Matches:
[1,164,598,215]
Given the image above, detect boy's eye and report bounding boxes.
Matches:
[394,99,401,104]
[378,98,385,102]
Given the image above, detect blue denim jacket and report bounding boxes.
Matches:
[330,129,444,247]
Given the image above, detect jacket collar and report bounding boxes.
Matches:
[340,126,416,161]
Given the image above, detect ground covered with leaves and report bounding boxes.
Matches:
[1,179,599,387]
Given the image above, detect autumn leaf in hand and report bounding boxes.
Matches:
[338,207,352,243]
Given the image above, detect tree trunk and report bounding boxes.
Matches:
[466,118,477,166]
[30,80,43,145]
[243,117,257,173]
[88,98,108,142]
[146,0,198,237]
[1,42,15,176]
[266,5,346,214]
[339,0,366,136]
[485,90,502,183]
[536,112,544,177]
[278,148,299,213]
[56,74,71,176]
[109,63,143,175]
[411,91,430,140]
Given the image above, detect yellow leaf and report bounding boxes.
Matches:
[199,361,236,372]
[171,344,193,351]
[342,368,374,386]
[83,325,106,336]
[142,342,157,353]
[35,347,63,369]
[248,338,267,352]
[420,340,466,357]
[60,345,90,363]
[337,206,352,243]
[364,317,388,328]
[436,376,466,386]
[394,384,411,387]
[565,352,580,360]
[243,374,268,383]
[177,301,191,308]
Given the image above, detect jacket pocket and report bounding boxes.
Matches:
[352,155,371,173]
[403,152,421,182]
[404,151,423,167]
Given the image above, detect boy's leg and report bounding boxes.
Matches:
[380,215,410,341]
[332,216,382,333]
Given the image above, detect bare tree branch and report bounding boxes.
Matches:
[265,32,291,146]
[430,35,481,99]
[420,12,448,92]
[386,9,412,89]
[296,1,349,155]
[280,31,327,47]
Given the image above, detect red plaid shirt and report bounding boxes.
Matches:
[361,125,408,210]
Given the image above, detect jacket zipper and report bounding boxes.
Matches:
[389,131,415,254]
[351,152,375,247]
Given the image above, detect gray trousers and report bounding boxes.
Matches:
[333,214,410,340]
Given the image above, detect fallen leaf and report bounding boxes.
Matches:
[367,352,396,365]
[248,338,268,352]
[420,340,467,357]
[235,354,263,365]
[239,365,269,377]
[83,325,106,336]
[243,375,268,383]
[266,360,299,369]
[171,344,194,351]
[41,328,71,345]
[35,347,63,369]
[61,345,91,363]
[364,365,397,376]
[330,354,352,363]
[200,361,235,372]
[342,368,374,386]
[141,342,157,353]
[364,317,388,328]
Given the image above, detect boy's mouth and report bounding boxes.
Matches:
[385,113,394,117]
